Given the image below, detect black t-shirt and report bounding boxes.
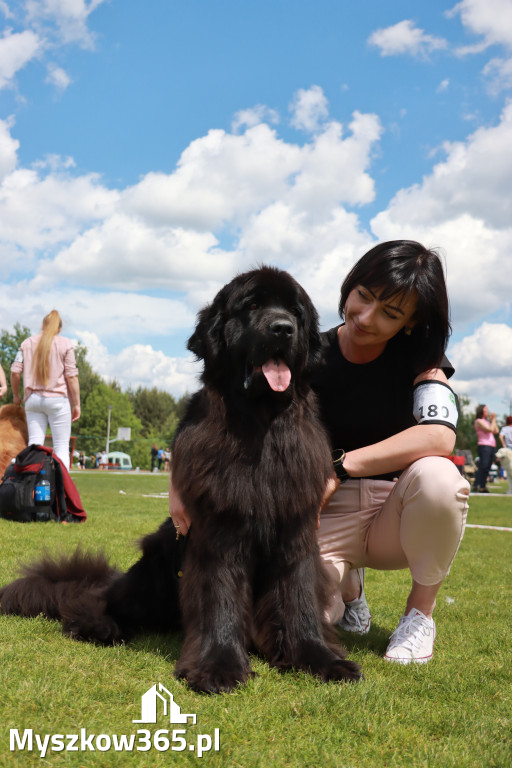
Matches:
[312,325,454,480]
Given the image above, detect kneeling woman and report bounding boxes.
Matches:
[315,240,469,664]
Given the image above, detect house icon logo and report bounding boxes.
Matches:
[133,683,196,725]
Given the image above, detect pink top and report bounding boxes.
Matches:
[11,333,79,401]
[474,419,496,448]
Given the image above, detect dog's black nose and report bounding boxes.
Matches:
[270,319,294,338]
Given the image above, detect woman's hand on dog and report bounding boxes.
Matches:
[169,472,191,535]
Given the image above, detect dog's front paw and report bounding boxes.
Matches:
[174,644,254,693]
[283,639,363,683]
[174,647,254,693]
[175,651,254,694]
[322,658,362,683]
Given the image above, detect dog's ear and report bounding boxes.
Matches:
[187,289,227,363]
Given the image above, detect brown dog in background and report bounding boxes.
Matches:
[0,404,28,477]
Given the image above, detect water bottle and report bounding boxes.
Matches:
[34,470,51,522]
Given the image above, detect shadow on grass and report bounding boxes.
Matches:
[337,622,391,657]
[128,630,183,660]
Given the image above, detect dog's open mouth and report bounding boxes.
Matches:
[244,358,291,392]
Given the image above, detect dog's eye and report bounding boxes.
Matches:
[248,303,259,311]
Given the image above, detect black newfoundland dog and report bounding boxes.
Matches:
[0,266,361,692]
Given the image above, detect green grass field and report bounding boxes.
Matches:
[0,472,511,767]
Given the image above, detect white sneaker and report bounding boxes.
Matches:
[384,609,436,664]
[338,568,371,635]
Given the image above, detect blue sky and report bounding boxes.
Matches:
[1,0,511,417]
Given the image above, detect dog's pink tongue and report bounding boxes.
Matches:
[262,359,291,392]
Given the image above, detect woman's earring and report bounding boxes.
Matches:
[405,327,412,336]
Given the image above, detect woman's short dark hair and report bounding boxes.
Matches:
[475,404,486,420]
[338,240,451,373]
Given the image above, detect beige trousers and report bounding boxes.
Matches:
[317,456,470,622]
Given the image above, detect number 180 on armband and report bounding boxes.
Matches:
[413,381,459,431]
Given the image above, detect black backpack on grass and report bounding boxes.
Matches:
[0,445,69,522]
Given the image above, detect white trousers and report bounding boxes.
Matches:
[25,393,71,467]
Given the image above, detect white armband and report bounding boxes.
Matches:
[413,380,459,432]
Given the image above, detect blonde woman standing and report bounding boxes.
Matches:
[11,310,80,467]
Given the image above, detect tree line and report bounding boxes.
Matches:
[0,324,189,470]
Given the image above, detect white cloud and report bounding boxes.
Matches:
[123,97,381,242]
[0,163,119,268]
[371,103,512,327]
[451,374,512,416]
[123,124,302,231]
[289,85,329,133]
[0,29,42,89]
[40,213,237,290]
[371,101,512,229]
[45,62,72,90]
[449,322,512,412]
[0,2,14,20]
[232,105,279,132]
[449,0,512,53]
[0,0,104,98]
[0,117,18,181]
[235,102,381,282]
[445,1,512,93]
[291,225,374,328]
[482,56,512,94]
[0,86,382,297]
[240,204,372,318]
[113,345,202,396]
[0,283,197,357]
[368,20,448,58]
[289,112,382,212]
[0,86,386,398]
[75,331,202,396]
[450,322,512,377]
[25,0,107,48]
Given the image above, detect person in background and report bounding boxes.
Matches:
[0,364,7,399]
[10,310,80,467]
[499,416,512,449]
[473,405,498,493]
[151,444,158,472]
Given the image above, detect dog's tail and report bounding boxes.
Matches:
[0,549,124,644]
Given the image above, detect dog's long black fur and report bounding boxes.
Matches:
[0,266,361,692]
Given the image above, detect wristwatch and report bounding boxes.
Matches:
[332,449,350,483]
